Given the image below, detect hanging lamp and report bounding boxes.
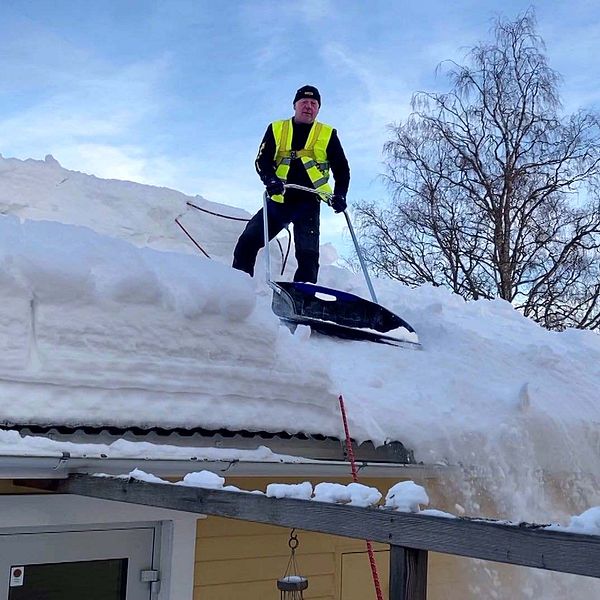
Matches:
[276,529,308,599]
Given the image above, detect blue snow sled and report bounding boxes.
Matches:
[263,186,420,349]
[271,281,419,348]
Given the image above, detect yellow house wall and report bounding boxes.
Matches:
[193,475,485,600]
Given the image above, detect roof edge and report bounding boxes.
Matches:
[1,455,448,481]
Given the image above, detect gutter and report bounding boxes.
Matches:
[0,454,450,480]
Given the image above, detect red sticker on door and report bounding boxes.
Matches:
[10,566,24,587]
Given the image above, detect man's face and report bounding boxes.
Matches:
[294,98,320,124]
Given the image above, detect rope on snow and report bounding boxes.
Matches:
[180,200,292,275]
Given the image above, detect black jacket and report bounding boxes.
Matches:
[255,119,350,201]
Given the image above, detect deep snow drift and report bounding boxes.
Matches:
[1,154,599,597]
[1,155,598,455]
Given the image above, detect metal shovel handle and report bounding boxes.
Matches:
[283,185,378,303]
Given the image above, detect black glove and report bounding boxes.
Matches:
[330,194,347,213]
[265,177,285,198]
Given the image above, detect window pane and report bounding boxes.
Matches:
[9,558,128,600]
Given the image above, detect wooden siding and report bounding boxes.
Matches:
[195,514,541,600]
[194,476,390,600]
[195,516,389,599]
[195,476,479,600]
[193,475,564,600]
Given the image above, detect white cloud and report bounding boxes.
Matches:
[0,56,171,177]
[318,42,413,175]
[57,144,155,183]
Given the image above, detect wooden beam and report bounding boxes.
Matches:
[22,474,600,579]
[389,545,428,600]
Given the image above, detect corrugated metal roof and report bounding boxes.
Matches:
[8,424,415,464]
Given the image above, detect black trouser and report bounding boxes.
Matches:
[232,196,320,283]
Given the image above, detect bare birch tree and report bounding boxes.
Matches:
[356,12,600,330]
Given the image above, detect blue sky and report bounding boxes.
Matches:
[2,0,600,245]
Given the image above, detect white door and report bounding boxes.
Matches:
[0,527,156,599]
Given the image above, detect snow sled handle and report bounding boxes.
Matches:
[262,185,419,347]
[281,184,378,303]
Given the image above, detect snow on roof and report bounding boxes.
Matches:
[0,428,304,463]
[1,155,599,475]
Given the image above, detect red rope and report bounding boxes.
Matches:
[174,217,211,258]
[186,201,250,222]
[338,394,385,600]
[178,206,291,274]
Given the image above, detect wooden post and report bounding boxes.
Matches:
[389,545,428,600]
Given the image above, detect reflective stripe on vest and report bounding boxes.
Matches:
[271,119,334,202]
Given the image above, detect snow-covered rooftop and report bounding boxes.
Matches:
[3,154,599,598]
[1,154,599,476]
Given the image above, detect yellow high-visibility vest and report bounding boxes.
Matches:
[270,119,333,203]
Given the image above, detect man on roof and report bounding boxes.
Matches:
[232,84,350,283]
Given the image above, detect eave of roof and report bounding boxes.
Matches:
[1,454,448,480]
[11,424,416,464]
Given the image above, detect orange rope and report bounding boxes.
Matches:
[338,394,385,600]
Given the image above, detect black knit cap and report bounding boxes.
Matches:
[293,85,321,107]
